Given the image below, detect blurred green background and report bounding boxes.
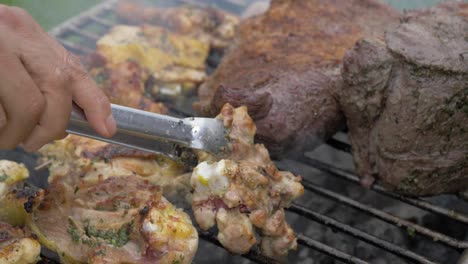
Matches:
[0,0,447,30]
[0,0,102,30]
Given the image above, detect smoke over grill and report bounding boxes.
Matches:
[1,0,466,263]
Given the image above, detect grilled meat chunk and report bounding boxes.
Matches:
[89,1,238,102]
[0,160,29,197]
[191,104,304,257]
[0,163,39,264]
[88,58,168,114]
[110,1,240,98]
[28,176,198,264]
[0,222,40,264]
[97,25,209,76]
[340,2,468,195]
[94,24,210,99]
[0,161,32,226]
[35,86,195,262]
[116,0,240,49]
[195,0,399,156]
[38,134,191,203]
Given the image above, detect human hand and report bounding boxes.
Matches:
[0,5,116,152]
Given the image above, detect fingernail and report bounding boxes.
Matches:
[105,115,117,136]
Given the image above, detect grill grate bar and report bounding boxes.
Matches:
[300,178,468,250]
[198,230,280,264]
[373,188,468,225]
[48,0,118,38]
[60,40,93,55]
[88,16,114,28]
[67,26,100,41]
[299,156,468,225]
[177,0,254,15]
[178,0,247,8]
[178,0,208,7]
[326,138,352,153]
[297,234,369,264]
[288,204,438,264]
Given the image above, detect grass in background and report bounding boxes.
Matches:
[0,0,101,30]
[384,0,444,10]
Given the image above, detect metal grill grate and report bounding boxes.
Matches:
[45,0,468,263]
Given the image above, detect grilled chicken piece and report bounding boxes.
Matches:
[195,0,398,156]
[97,25,209,73]
[0,160,29,197]
[35,81,195,262]
[88,58,167,114]
[38,134,191,203]
[116,0,240,49]
[0,161,33,226]
[0,162,39,263]
[191,104,304,257]
[94,24,210,98]
[340,2,468,196]
[0,222,40,264]
[28,176,198,264]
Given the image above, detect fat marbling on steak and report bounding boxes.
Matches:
[340,2,468,196]
[195,0,399,156]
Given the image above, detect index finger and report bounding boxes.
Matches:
[66,53,116,138]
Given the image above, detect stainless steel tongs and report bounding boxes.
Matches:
[66,104,229,164]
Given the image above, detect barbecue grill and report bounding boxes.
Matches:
[3,0,467,263]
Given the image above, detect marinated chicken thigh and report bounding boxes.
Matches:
[0,161,40,264]
[0,161,33,227]
[0,222,40,264]
[28,176,198,264]
[116,0,239,49]
[87,57,168,114]
[191,104,304,257]
[39,134,191,202]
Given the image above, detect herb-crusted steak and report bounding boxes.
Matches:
[195,0,398,156]
[340,2,468,196]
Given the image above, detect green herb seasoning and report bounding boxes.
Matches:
[0,174,8,182]
[68,218,132,248]
[81,237,102,248]
[172,256,185,264]
[407,227,416,237]
[67,219,81,243]
[95,249,107,257]
[84,222,132,247]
